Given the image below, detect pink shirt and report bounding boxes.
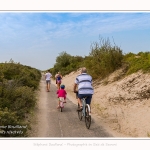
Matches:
[57,89,67,99]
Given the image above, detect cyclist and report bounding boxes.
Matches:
[45,70,52,92]
[56,84,67,108]
[55,72,63,90]
[73,67,94,112]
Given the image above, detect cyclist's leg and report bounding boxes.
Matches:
[77,98,82,107]
[57,98,60,108]
[77,94,84,110]
[85,94,92,105]
[76,92,78,99]
[85,94,92,113]
[76,92,79,104]
[64,97,66,103]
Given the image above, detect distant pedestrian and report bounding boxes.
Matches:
[45,70,52,92]
[55,72,63,90]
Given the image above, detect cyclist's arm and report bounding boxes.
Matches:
[73,83,77,92]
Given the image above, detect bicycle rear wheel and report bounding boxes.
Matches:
[60,107,62,112]
[60,101,63,112]
[85,105,91,129]
[78,103,82,120]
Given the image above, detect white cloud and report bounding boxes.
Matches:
[0,12,150,70]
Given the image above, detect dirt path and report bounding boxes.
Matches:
[29,76,127,137]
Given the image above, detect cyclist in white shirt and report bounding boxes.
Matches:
[45,70,52,92]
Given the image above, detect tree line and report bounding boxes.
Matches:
[50,37,150,80]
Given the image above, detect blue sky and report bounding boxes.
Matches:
[0,12,150,70]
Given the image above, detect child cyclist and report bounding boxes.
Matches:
[56,84,67,108]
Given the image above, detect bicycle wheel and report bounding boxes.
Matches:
[78,103,82,120]
[60,107,62,112]
[85,105,91,129]
[60,101,63,112]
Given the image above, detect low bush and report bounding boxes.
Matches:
[123,51,150,74]
[0,108,28,137]
[0,60,41,137]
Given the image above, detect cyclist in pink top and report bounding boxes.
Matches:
[56,84,67,108]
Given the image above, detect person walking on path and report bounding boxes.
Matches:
[55,72,63,90]
[45,70,52,92]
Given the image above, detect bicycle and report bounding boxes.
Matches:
[75,92,91,129]
[59,97,66,112]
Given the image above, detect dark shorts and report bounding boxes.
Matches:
[78,94,92,105]
[46,80,51,84]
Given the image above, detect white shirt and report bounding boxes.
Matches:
[45,72,52,80]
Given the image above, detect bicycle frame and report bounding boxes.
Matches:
[82,97,91,115]
[59,97,64,112]
[78,97,91,129]
[81,97,86,117]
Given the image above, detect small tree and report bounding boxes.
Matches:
[86,36,123,79]
[56,51,71,68]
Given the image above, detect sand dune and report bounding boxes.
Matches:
[59,68,150,137]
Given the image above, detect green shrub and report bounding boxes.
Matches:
[123,51,150,74]
[84,37,123,79]
[1,84,36,119]
[0,108,28,137]
[0,60,41,137]
[50,51,84,76]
